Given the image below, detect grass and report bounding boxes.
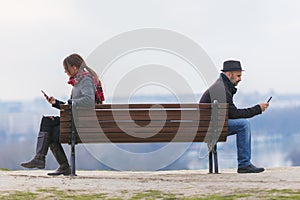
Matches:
[0,168,10,171]
[1,188,300,199]
[1,188,107,200]
[0,191,37,200]
[129,190,176,199]
[261,189,300,199]
[190,189,300,200]
[180,193,252,200]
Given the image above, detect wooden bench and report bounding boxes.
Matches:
[60,101,228,176]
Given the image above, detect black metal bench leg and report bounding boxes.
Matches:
[213,144,219,173]
[209,149,213,173]
[70,130,77,176]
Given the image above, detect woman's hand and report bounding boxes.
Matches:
[46,96,56,105]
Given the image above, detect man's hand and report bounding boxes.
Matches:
[259,103,269,112]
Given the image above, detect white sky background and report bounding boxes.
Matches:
[1,0,300,101]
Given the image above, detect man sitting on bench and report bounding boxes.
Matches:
[200,60,269,173]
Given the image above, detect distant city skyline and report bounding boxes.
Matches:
[1,0,300,101]
[1,92,299,170]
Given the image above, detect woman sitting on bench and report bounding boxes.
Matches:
[21,53,104,176]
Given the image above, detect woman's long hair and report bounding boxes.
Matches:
[63,53,104,104]
[63,53,101,84]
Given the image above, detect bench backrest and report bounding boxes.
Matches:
[60,103,228,144]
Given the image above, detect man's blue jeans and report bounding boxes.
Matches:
[228,119,251,168]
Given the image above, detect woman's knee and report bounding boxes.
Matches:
[40,116,59,132]
[40,117,51,132]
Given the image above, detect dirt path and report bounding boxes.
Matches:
[0,167,300,199]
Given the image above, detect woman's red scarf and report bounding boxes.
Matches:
[68,68,105,104]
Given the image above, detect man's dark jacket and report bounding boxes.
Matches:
[199,73,262,119]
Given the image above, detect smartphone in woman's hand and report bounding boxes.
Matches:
[41,90,48,99]
[41,90,56,104]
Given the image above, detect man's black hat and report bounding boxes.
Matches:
[221,60,244,72]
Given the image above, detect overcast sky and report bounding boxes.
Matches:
[1,0,300,101]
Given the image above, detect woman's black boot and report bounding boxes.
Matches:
[21,131,49,169]
[47,143,71,176]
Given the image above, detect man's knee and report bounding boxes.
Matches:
[239,119,251,130]
[228,119,251,135]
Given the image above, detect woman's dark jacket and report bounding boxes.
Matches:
[199,73,261,119]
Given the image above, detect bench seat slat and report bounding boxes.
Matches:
[60,126,227,133]
[60,109,227,117]
[60,121,228,128]
[60,134,228,143]
[60,115,227,121]
[60,103,228,110]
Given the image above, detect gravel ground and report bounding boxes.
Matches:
[0,167,300,199]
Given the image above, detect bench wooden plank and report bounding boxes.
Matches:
[60,121,228,128]
[60,103,228,109]
[60,109,227,117]
[60,137,228,143]
[60,111,227,121]
[61,126,227,133]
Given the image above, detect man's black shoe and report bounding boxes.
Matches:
[237,164,265,173]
